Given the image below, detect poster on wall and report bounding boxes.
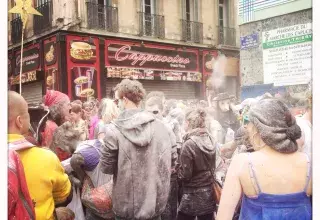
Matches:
[10,71,39,85]
[66,35,101,99]
[14,47,40,76]
[45,68,58,91]
[224,57,240,76]
[71,67,97,99]
[107,67,202,82]
[262,23,312,86]
[44,42,57,66]
[44,36,59,92]
[70,41,96,64]
[240,33,259,50]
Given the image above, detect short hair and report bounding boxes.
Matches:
[83,101,95,111]
[165,99,177,110]
[50,121,81,154]
[163,99,177,116]
[185,108,207,129]
[145,96,164,111]
[167,108,185,126]
[146,91,165,101]
[71,103,82,114]
[72,100,83,106]
[115,79,146,105]
[48,101,69,126]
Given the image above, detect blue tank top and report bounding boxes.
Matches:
[239,154,312,220]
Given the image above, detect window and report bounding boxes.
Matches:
[141,0,156,36]
[11,0,20,19]
[219,0,228,27]
[182,0,199,22]
[36,0,49,6]
[143,0,155,14]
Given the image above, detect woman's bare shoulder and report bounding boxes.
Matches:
[229,153,250,175]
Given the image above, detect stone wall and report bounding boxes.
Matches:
[240,9,312,86]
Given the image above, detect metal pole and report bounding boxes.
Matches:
[19,25,25,94]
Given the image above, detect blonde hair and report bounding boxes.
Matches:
[98,98,120,123]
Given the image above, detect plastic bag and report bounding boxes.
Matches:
[67,186,85,220]
[85,162,112,188]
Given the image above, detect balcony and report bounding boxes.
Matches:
[138,12,165,39]
[11,17,23,44]
[217,26,236,46]
[181,20,203,43]
[34,1,53,35]
[86,2,119,32]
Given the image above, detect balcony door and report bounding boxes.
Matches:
[36,0,49,6]
[218,0,230,45]
[142,0,155,36]
[97,0,112,30]
[182,0,199,41]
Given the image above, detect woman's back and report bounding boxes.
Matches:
[238,149,312,219]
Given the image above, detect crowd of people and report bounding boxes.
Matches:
[8,78,312,220]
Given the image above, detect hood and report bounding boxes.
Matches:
[112,109,155,147]
[184,128,216,154]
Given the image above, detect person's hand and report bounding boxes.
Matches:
[69,174,82,188]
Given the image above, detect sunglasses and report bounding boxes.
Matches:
[152,110,159,115]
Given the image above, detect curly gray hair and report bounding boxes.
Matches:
[185,108,207,130]
[50,121,81,154]
[49,101,69,126]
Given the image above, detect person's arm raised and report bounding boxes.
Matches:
[216,153,245,220]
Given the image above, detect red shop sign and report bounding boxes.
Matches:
[106,40,199,72]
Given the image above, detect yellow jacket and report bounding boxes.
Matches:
[8,134,71,220]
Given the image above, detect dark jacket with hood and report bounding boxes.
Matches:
[100,109,176,220]
[178,128,216,189]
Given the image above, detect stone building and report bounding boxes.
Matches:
[8,0,240,103]
[238,0,312,106]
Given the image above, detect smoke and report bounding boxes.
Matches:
[208,54,227,94]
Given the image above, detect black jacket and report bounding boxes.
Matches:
[178,128,216,189]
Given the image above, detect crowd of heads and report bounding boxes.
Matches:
[7,78,313,220]
[15,78,311,162]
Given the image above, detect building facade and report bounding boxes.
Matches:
[8,0,240,103]
[238,0,312,103]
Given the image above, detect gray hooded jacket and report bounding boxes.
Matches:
[100,109,176,219]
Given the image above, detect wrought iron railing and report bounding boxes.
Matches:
[138,12,165,39]
[217,26,236,46]
[86,2,119,32]
[11,17,23,44]
[181,19,203,43]
[33,1,53,35]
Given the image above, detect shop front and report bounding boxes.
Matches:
[9,43,44,104]
[104,40,202,100]
[8,31,239,103]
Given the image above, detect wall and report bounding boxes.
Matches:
[162,0,181,41]
[117,0,139,35]
[240,9,312,86]
[8,0,240,51]
[238,0,312,25]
